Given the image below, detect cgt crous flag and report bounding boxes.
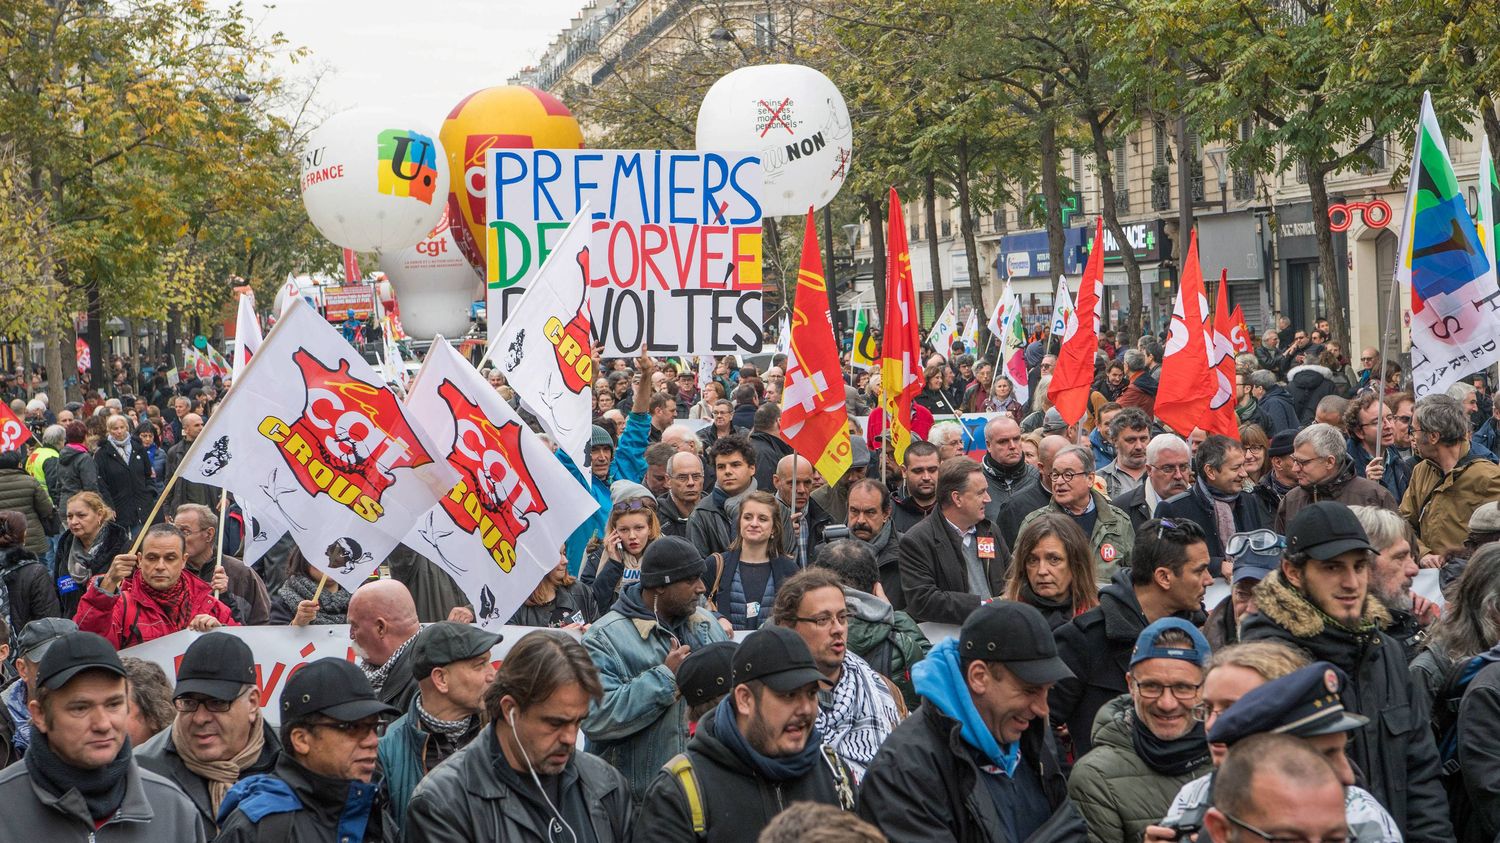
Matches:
[176,299,458,591]
[403,338,596,628]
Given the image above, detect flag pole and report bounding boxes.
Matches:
[212,487,228,598]
[1374,275,1400,462]
[126,470,183,555]
[313,572,329,601]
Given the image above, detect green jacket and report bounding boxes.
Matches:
[1019,489,1135,582]
[1066,695,1212,843]
[844,586,930,709]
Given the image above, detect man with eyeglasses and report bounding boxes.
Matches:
[1401,394,1500,568]
[1019,445,1135,582]
[1340,393,1410,505]
[772,567,902,784]
[1241,502,1452,840]
[1068,618,1213,843]
[1115,434,1194,532]
[172,503,271,626]
[1357,348,1381,389]
[657,451,703,540]
[217,657,400,842]
[1274,424,1395,533]
[136,633,278,834]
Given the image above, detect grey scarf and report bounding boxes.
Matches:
[362,634,414,694]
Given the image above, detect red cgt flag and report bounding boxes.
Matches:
[1050,217,1104,425]
[1228,304,1252,354]
[1156,229,1216,437]
[880,188,923,463]
[0,403,30,452]
[781,211,852,485]
[1206,270,1240,437]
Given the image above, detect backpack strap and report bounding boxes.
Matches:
[664,753,708,839]
[820,744,856,811]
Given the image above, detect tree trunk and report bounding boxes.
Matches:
[1038,112,1064,289]
[1306,161,1349,350]
[764,216,786,321]
[1088,112,1144,342]
[1175,114,1195,269]
[864,194,887,323]
[85,275,104,398]
[924,170,946,328]
[44,328,63,407]
[822,204,841,336]
[955,137,988,353]
[1483,97,1500,178]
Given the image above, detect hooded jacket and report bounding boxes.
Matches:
[1400,445,1500,559]
[135,719,280,833]
[1066,695,1212,843]
[0,746,206,842]
[634,702,852,843]
[0,468,54,556]
[1051,569,1189,759]
[1256,383,1302,437]
[581,584,729,800]
[843,586,931,709]
[49,445,99,513]
[1274,457,1396,533]
[403,726,631,843]
[215,753,395,843]
[981,456,1040,526]
[856,640,1079,843]
[1117,373,1158,416]
[1286,364,1337,424]
[1240,571,1453,840]
[749,429,793,493]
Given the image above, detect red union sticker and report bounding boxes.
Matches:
[1101,543,1118,562]
[976,536,995,559]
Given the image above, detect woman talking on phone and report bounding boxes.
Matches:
[580,485,662,611]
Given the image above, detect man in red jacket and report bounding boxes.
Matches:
[74,522,236,648]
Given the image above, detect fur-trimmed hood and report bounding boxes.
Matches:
[1249,570,1391,638]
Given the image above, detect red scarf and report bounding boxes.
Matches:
[131,570,195,631]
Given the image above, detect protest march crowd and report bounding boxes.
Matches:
[0,297,1497,843]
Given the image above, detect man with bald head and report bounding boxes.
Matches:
[164,411,216,515]
[773,453,831,565]
[657,451,704,539]
[980,415,1037,524]
[348,579,423,716]
[995,434,1071,548]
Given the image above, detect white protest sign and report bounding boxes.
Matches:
[487,149,764,356]
[121,624,579,726]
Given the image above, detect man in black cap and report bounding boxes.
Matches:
[135,633,279,833]
[0,631,204,839]
[377,621,498,831]
[635,624,854,843]
[404,630,632,843]
[215,658,400,842]
[677,640,737,725]
[1252,429,1299,516]
[1241,501,1451,840]
[858,601,1082,843]
[581,535,730,801]
[2,617,76,761]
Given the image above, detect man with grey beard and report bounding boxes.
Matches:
[1350,505,1434,664]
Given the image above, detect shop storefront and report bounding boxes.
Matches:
[1275,201,1349,332]
[995,227,1087,330]
[1199,211,1272,334]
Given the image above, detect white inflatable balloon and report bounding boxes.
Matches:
[300,108,449,253]
[695,64,852,218]
[378,208,482,340]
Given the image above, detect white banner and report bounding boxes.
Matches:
[487,149,764,356]
[121,624,574,726]
[177,300,458,592]
[403,338,597,629]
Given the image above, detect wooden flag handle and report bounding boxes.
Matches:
[313,573,329,602]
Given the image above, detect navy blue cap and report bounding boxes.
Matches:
[1208,661,1369,745]
[1129,618,1211,668]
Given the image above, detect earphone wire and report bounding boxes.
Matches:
[509,707,579,843]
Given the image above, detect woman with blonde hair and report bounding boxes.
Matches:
[53,490,129,617]
[580,492,662,611]
[1004,512,1099,629]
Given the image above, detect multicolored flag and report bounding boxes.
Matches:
[781,211,852,486]
[997,280,1030,406]
[960,307,979,355]
[1049,276,1075,338]
[402,338,596,629]
[485,205,595,472]
[1228,304,1252,354]
[927,298,959,357]
[174,299,458,591]
[1403,91,1500,397]
[852,310,878,370]
[1207,270,1240,437]
[1050,218,1103,425]
[879,188,923,463]
[1155,229,1216,437]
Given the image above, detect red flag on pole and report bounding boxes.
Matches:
[342,248,362,284]
[1228,304,1252,354]
[782,210,853,485]
[1207,269,1240,437]
[1155,229,1216,436]
[1049,217,1104,424]
[880,188,923,463]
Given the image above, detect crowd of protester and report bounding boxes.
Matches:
[0,318,1495,842]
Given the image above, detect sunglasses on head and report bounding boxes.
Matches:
[612,498,656,514]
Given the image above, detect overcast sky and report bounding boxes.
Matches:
[226,1,585,127]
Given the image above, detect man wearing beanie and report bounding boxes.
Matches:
[582,535,728,801]
[857,601,1082,842]
[1067,618,1214,843]
[634,624,853,843]
[1241,501,1450,840]
[0,631,203,840]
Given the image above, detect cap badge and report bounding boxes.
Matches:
[1323,668,1339,694]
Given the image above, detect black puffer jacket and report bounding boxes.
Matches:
[0,545,60,631]
[1286,364,1336,425]
[1240,571,1453,841]
[47,446,98,513]
[857,701,1080,843]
